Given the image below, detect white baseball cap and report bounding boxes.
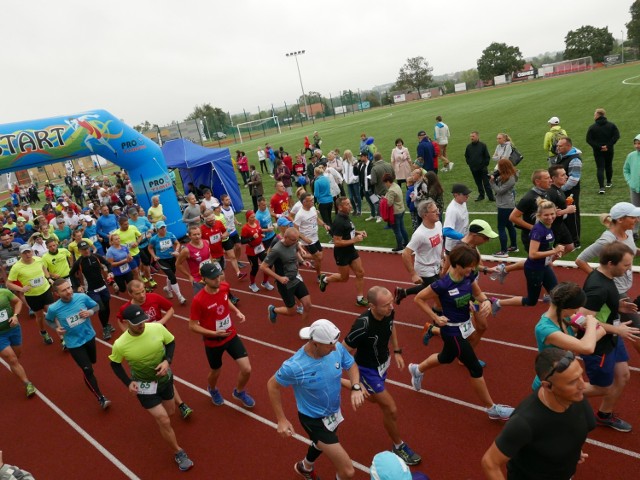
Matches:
[547,116,560,125]
[299,319,340,344]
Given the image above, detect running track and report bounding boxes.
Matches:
[1,250,639,479]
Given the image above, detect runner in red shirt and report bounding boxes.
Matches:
[188,263,254,408]
[177,225,212,296]
[240,211,274,293]
[116,279,193,419]
[200,214,240,305]
[270,182,290,220]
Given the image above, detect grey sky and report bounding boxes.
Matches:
[3,0,630,127]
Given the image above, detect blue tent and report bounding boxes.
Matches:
[162,139,244,211]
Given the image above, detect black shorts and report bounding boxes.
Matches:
[552,223,573,246]
[298,412,340,445]
[277,279,309,308]
[204,335,248,370]
[223,233,240,251]
[25,288,55,312]
[304,241,323,255]
[138,245,152,266]
[334,248,359,267]
[136,376,175,409]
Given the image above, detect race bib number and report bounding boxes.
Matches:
[127,242,136,249]
[209,234,221,244]
[159,239,172,251]
[90,235,98,242]
[119,263,131,274]
[137,381,158,395]
[378,357,391,377]
[322,409,344,432]
[254,243,265,254]
[30,277,45,287]
[66,314,86,329]
[0,309,9,324]
[459,319,476,339]
[216,314,231,331]
[5,257,17,267]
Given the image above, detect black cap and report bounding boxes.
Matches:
[200,262,223,279]
[359,151,368,157]
[78,241,91,250]
[417,130,427,136]
[122,304,149,325]
[451,183,472,195]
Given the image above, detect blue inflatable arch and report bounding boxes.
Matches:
[0,109,186,238]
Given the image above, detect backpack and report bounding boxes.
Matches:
[550,130,565,155]
[379,197,395,224]
[509,146,524,166]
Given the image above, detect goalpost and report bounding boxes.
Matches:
[540,56,593,78]
[236,115,281,143]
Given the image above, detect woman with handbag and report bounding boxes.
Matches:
[489,159,519,257]
[390,138,412,189]
[492,133,514,163]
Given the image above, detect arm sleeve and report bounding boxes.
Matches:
[110,361,132,386]
[562,158,582,191]
[442,227,464,240]
[164,340,176,364]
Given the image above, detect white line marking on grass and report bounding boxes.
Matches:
[0,359,140,480]
[622,75,640,85]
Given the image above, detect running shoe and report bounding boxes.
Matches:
[140,275,148,283]
[392,442,421,466]
[296,305,304,314]
[207,386,224,406]
[487,404,514,421]
[493,251,508,258]
[599,188,605,194]
[174,450,194,472]
[294,462,318,480]
[376,217,383,223]
[249,283,259,293]
[365,216,375,222]
[408,363,423,391]
[422,323,435,346]
[99,396,111,410]
[606,183,613,188]
[233,389,256,408]
[25,382,36,398]
[542,294,551,304]
[163,286,174,298]
[356,297,369,307]
[41,331,53,345]
[261,281,274,291]
[237,272,247,280]
[394,287,406,305]
[179,403,194,419]
[148,278,158,288]
[268,305,277,324]
[479,359,487,368]
[596,413,632,432]
[178,295,187,305]
[238,261,249,269]
[318,274,327,293]
[107,324,116,333]
[448,162,454,171]
[507,246,519,253]
[230,295,240,305]
[102,326,112,341]
[491,298,501,316]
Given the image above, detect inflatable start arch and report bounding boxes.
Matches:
[0,110,186,238]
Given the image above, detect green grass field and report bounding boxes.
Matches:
[226,62,640,261]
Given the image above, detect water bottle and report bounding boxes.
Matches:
[489,262,504,281]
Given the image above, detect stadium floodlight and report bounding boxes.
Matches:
[285,50,311,121]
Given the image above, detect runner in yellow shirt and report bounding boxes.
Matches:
[42,239,72,281]
[115,216,142,281]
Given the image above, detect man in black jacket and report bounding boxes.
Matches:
[464,131,494,202]
[358,151,378,221]
[586,108,620,194]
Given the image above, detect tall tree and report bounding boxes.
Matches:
[133,120,153,133]
[394,56,434,95]
[459,69,480,90]
[476,42,525,81]
[185,103,230,135]
[627,0,640,48]
[564,26,614,62]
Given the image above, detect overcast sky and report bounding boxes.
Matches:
[2,0,631,127]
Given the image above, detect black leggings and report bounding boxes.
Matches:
[318,202,333,226]
[158,257,177,284]
[406,275,439,296]
[88,289,111,328]
[438,334,483,378]
[114,271,133,292]
[68,338,103,399]
[594,150,614,188]
[248,251,267,283]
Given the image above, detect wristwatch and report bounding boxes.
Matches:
[351,383,362,392]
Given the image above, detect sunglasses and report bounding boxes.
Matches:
[543,350,575,381]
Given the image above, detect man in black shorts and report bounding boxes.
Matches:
[110,304,194,472]
[343,286,422,466]
[482,348,595,479]
[547,165,576,253]
[509,169,551,252]
[319,196,369,307]
[260,228,312,325]
[294,193,331,281]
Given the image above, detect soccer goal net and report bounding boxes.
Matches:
[236,116,281,143]
[540,57,593,78]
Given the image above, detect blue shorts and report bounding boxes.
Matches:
[0,325,22,351]
[129,254,141,269]
[583,340,629,388]
[358,363,388,394]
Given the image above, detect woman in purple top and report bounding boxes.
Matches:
[493,200,565,314]
[408,244,514,421]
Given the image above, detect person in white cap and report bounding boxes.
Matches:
[543,116,568,161]
[267,319,365,480]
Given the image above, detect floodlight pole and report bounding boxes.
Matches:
[286,50,311,122]
[621,29,625,64]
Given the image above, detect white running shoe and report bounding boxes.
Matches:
[261,281,274,291]
[163,286,174,298]
[249,284,259,293]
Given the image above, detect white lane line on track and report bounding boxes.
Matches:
[0,358,140,480]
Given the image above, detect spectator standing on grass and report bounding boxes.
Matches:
[181,193,201,228]
[390,138,412,189]
[623,133,640,236]
[416,130,436,173]
[543,116,568,161]
[382,174,408,252]
[257,147,268,174]
[236,150,250,186]
[465,131,494,202]
[267,319,365,480]
[247,165,263,212]
[370,153,394,200]
[425,171,445,220]
[481,348,595,480]
[489,158,519,257]
[586,108,620,194]
[552,137,582,247]
[342,150,362,215]
[110,304,194,472]
[313,131,322,149]
[434,115,452,172]
[359,151,378,221]
[314,167,334,227]
[491,133,513,163]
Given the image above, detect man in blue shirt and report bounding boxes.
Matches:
[96,205,118,248]
[267,319,365,480]
[45,278,111,410]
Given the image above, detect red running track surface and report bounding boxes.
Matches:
[1,250,639,479]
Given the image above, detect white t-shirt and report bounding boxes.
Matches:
[290,200,303,218]
[443,200,468,251]
[406,221,443,277]
[294,207,320,245]
[221,206,237,234]
[201,197,219,211]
